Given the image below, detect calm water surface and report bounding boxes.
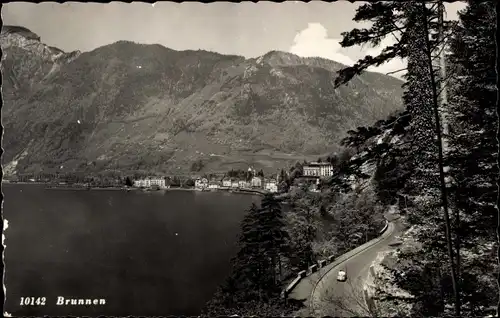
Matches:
[3,184,259,316]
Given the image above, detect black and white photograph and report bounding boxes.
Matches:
[1,1,498,317]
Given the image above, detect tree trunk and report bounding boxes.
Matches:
[438,267,445,311]
[271,256,276,287]
[437,0,461,302]
[496,3,500,318]
[278,255,282,282]
[421,2,460,315]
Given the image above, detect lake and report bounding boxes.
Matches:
[2,184,260,316]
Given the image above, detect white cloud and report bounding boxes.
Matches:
[290,22,406,79]
[289,22,356,67]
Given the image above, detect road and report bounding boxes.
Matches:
[288,207,404,317]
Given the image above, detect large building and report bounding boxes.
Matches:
[303,162,334,178]
[134,177,166,188]
[208,179,222,189]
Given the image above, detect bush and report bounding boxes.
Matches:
[311,188,385,258]
[190,159,204,172]
[184,178,195,187]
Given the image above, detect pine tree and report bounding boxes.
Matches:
[373,111,413,206]
[340,127,372,152]
[446,1,498,315]
[285,203,317,270]
[259,193,289,287]
[206,195,290,314]
[125,176,133,186]
[335,1,461,315]
[385,7,456,314]
[257,169,264,177]
[235,203,267,299]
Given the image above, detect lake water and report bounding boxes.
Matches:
[2,184,260,316]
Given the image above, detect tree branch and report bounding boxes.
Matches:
[335,44,404,87]
[340,28,403,49]
[386,68,408,76]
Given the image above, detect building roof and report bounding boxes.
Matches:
[305,162,333,167]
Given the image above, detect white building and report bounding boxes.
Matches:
[208,180,221,189]
[250,176,262,188]
[195,178,209,189]
[150,177,166,188]
[134,177,166,188]
[134,179,148,187]
[238,180,250,188]
[222,178,232,188]
[264,178,278,193]
[303,162,334,178]
[231,180,239,188]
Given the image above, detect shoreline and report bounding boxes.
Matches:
[7,182,269,196]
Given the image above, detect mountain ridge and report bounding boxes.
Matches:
[1,25,404,177]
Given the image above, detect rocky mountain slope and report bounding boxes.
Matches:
[1,25,404,176]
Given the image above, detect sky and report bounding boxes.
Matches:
[2,1,467,79]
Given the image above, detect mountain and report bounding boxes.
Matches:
[1,26,404,177]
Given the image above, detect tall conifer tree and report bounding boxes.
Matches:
[335,1,461,314]
[447,1,498,315]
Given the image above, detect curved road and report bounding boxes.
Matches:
[289,207,404,317]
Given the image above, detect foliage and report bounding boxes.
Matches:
[256,169,265,177]
[445,0,498,314]
[322,148,371,194]
[190,159,204,172]
[333,1,450,88]
[372,112,413,206]
[205,185,387,315]
[335,1,498,317]
[204,194,291,315]
[285,197,320,270]
[287,182,385,262]
[226,168,253,180]
[340,126,382,152]
[124,176,133,186]
[287,162,303,186]
[170,176,181,187]
[184,178,195,187]
[323,189,385,255]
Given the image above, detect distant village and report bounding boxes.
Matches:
[6,161,337,194]
[133,162,335,194]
